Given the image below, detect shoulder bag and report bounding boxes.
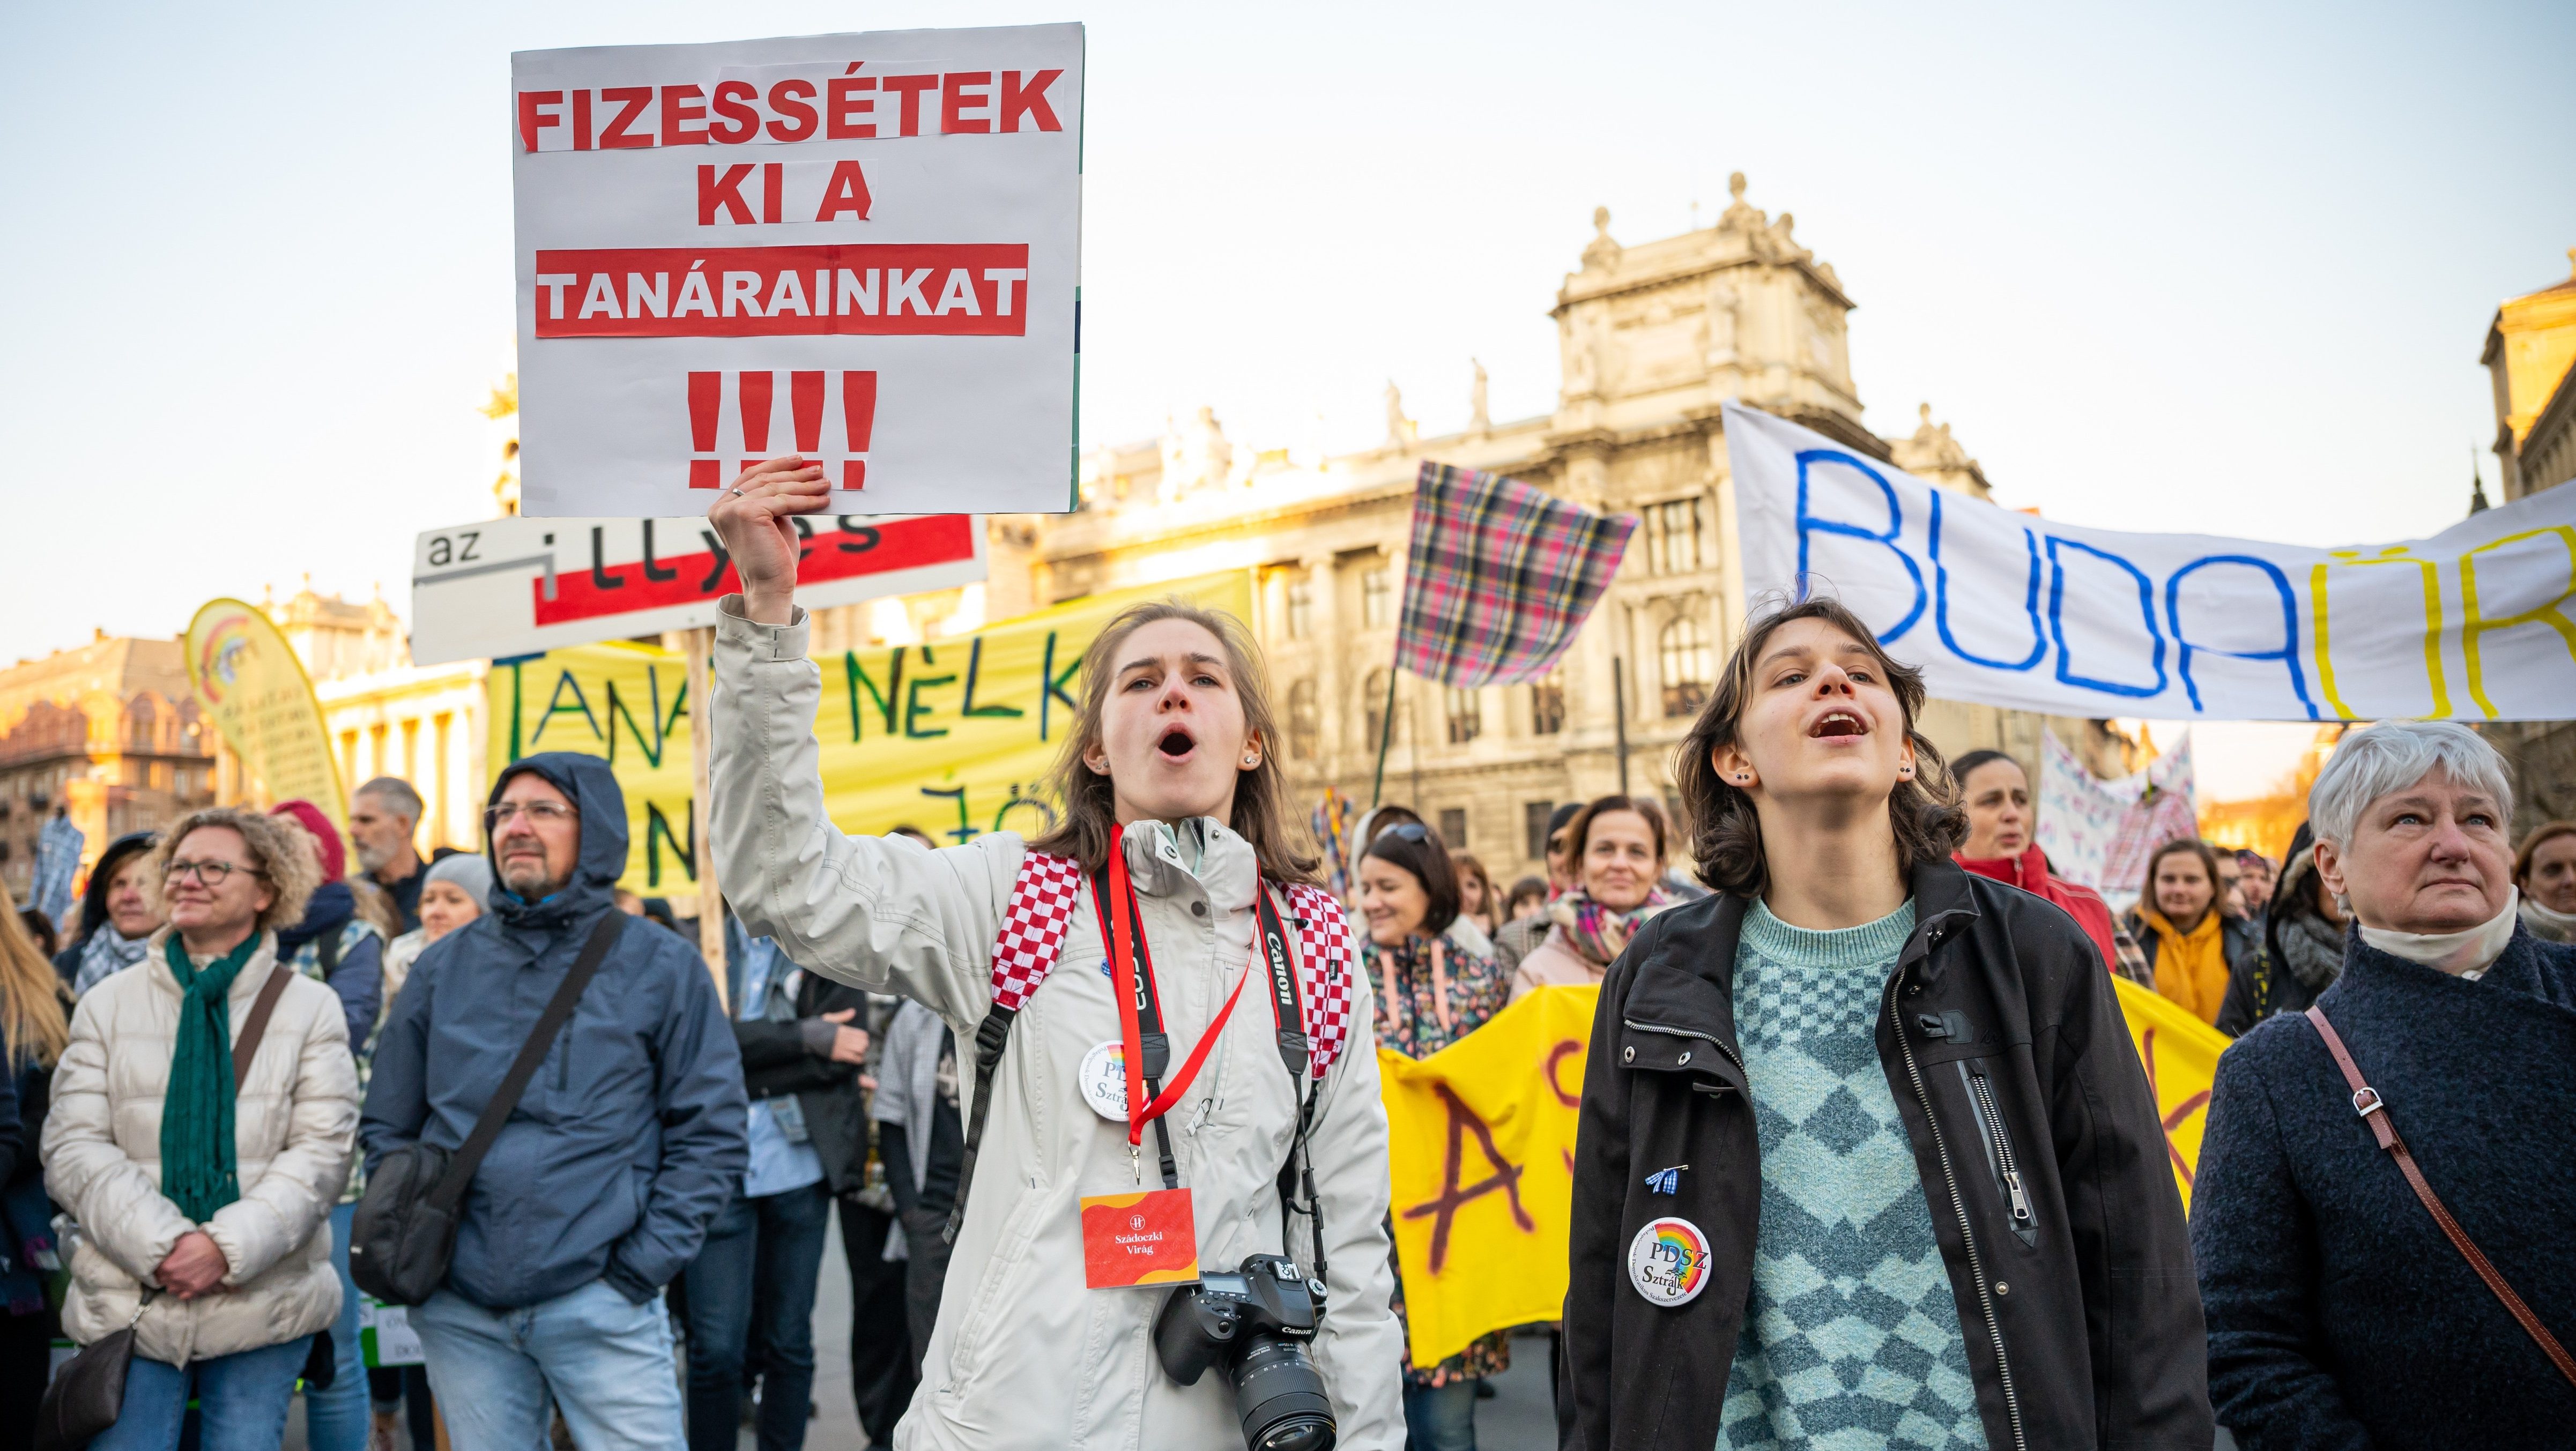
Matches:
[2306,1003,2576,1390]
[36,959,297,1451]
[350,912,625,1306]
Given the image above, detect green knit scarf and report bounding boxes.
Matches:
[160,932,261,1223]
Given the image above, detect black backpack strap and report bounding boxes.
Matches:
[426,912,625,1214]
[318,928,343,978]
[941,1002,1018,1245]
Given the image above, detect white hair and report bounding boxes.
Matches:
[2306,721,2513,848]
[355,776,424,824]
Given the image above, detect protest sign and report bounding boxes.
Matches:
[2037,728,2199,904]
[511,24,1083,519]
[1379,976,2226,1366]
[409,512,984,665]
[185,599,347,827]
[1727,400,2576,721]
[487,571,1253,892]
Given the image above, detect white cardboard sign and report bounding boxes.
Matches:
[1728,400,2576,723]
[407,513,985,665]
[511,24,1083,518]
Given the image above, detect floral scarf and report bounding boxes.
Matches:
[1546,886,1675,969]
[1367,932,1509,1058]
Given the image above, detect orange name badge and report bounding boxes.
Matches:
[1079,1187,1200,1289]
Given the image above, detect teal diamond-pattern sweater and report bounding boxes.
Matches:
[1715,899,1987,1451]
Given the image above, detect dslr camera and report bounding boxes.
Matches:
[1152,1254,1335,1451]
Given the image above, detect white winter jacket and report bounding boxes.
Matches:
[710,600,1404,1451]
[43,929,358,1365]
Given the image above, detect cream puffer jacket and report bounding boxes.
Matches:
[44,928,358,1364]
[710,600,1404,1451]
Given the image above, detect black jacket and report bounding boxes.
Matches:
[732,964,872,1196]
[2193,929,2576,1448]
[1563,859,2210,1451]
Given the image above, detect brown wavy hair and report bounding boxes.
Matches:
[1027,599,1320,885]
[1673,594,1964,897]
[0,904,70,1069]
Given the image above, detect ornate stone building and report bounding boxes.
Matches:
[0,633,218,901]
[2488,249,2576,503]
[885,175,2113,879]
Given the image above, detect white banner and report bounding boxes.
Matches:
[1726,401,2576,722]
[408,512,985,665]
[2038,729,2198,904]
[511,25,1083,518]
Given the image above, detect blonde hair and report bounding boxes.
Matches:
[0,904,70,1069]
[150,807,322,938]
[1027,599,1319,884]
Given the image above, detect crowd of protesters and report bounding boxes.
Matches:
[1,462,2568,1451]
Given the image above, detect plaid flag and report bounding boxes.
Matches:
[1394,462,1636,687]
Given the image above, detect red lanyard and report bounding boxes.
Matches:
[1103,844,1253,1155]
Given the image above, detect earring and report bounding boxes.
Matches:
[1899,764,1914,777]
[1242,754,1258,767]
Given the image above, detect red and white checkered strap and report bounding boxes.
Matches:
[1282,882,1355,1079]
[989,851,1083,1012]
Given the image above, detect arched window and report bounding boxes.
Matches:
[1659,614,1713,717]
[1287,679,1320,761]
[1444,687,1481,745]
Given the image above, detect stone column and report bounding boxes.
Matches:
[1305,554,1345,774]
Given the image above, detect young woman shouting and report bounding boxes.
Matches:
[705,459,1401,1451]
[1563,596,2209,1451]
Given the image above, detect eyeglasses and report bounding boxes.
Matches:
[165,858,256,887]
[485,801,580,832]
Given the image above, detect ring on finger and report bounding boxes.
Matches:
[728,487,746,497]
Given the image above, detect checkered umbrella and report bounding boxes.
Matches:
[1393,462,1636,688]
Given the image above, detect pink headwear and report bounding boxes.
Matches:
[269,799,346,881]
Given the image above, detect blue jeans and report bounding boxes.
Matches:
[680,1182,830,1451]
[1404,1378,1479,1451]
[93,1336,313,1451]
[413,1279,684,1451]
[305,1202,369,1451]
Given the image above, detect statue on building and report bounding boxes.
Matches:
[1384,381,1411,448]
[1468,359,1490,433]
[1717,172,1764,234]
[1581,206,1622,271]
[1158,405,1234,503]
[1705,273,1740,367]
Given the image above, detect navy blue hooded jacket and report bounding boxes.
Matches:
[360,752,747,1308]
[2193,926,2576,1449]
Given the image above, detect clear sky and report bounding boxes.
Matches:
[3,0,2571,676]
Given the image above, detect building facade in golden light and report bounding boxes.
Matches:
[902,177,2119,881]
[0,633,218,902]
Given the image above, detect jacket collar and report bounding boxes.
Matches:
[142,926,282,1002]
[1117,817,1257,914]
[1620,856,1981,1055]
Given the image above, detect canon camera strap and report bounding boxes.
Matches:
[1256,887,1328,1290]
[1095,859,1184,1190]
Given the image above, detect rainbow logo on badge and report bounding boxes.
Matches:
[1626,1216,1711,1306]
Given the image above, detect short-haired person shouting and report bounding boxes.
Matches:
[1562,596,2210,1451]
[705,458,1401,1450]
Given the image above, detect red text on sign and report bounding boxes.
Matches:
[688,370,877,492]
[532,245,1029,338]
[530,513,973,626]
[516,69,1062,152]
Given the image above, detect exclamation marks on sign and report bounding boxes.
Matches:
[686,370,877,489]
[737,373,774,468]
[687,373,722,490]
[843,372,876,490]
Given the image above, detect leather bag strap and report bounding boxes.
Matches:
[428,913,627,1214]
[2304,1003,2576,1389]
[231,964,296,1087]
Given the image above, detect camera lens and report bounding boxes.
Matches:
[1234,1335,1334,1451]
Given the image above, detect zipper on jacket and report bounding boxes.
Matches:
[1620,1018,1746,1077]
[1882,962,2026,1451]
[1956,1061,2038,1247]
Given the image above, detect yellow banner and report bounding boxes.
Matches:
[186,598,347,828]
[485,572,1256,894]
[1382,986,1595,1367]
[1381,977,2229,1366]
[2110,974,2229,1216]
